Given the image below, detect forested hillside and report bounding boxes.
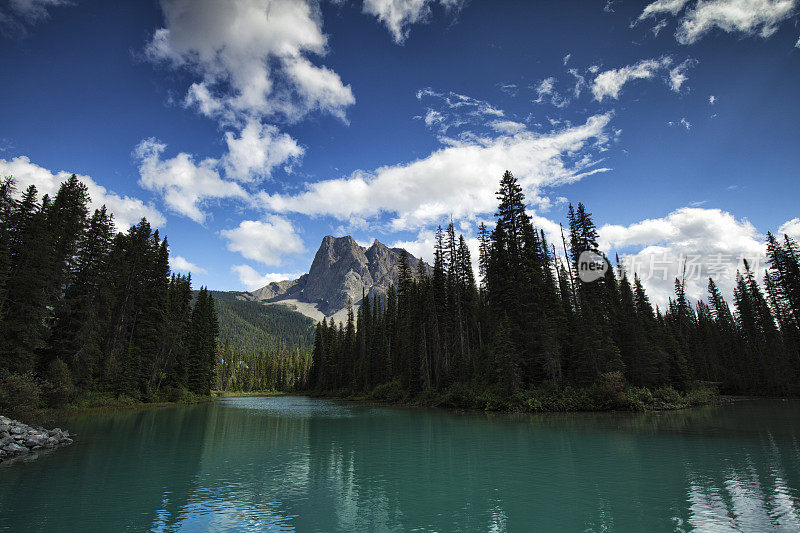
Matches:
[208,291,315,393]
[208,291,315,350]
[0,176,218,417]
[309,171,800,411]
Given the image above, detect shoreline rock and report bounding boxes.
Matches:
[0,415,73,464]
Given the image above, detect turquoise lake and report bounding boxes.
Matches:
[1,396,800,531]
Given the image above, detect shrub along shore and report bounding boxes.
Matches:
[312,375,720,413]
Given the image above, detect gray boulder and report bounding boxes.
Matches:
[4,442,28,455]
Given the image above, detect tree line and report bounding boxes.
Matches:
[214,340,312,393]
[308,171,800,408]
[0,175,219,412]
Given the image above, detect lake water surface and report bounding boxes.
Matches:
[2,396,800,531]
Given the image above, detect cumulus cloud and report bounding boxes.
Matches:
[0,155,165,229]
[231,265,303,290]
[709,94,717,104]
[0,0,69,37]
[222,119,304,182]
[170,255,207,274]
[592,56,691,101]
[363,0,465,44]
[680,117,692,129]
[134,138,249,223]
[635,0,798,45]
[599,207,766,305]
[257,113,613,231]
[779,218,800,240]
[145,0,354,124]
[221,215,306,266]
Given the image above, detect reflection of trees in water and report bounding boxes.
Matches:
[299,401,800,531]
[4,398,799,532]
[161,401,314,531]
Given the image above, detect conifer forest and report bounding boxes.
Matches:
[308,171,800,411]
[0,176,220,413]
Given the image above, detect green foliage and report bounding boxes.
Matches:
[0,175,220,412]
[41,358,75,407]
[0,373,41,418]
[626,387,655,411]
[214,339,312,392]
[370,379,409,403]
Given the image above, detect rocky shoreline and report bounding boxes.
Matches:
[0,415,73,464]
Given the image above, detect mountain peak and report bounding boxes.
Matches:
[251,235,429,319]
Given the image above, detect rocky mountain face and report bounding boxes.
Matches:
[251,236,429,317]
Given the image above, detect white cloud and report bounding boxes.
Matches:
[170,255,207,274]
[592,58,671,102]
[796,35,800,47]
[600,207,766,305]
[779,218,800,240]
[669,59,695,91]
[257,113,614,231]
[222,119,303,182]
[709,94,717,104]
[423,109,446,129]
[636,0,798,45]
[363,0,465,44]
[232,264,303,290]
[417,88,504,116]
[221,215,306,266]
[0,155,165,229]
[563,53,571,65]
[677,0,797,44]
[145,0,354,124]
[636,0,691,21]
[533,77,570,108]
[680,117,692,129]
[416,88,505,134]
[490,120,526,134]
[497,83,518,96]
[568,68,587,98]
[1,0,69,37]
[592,57,682,101]
[652,19,670,35]
[134,138,249,223]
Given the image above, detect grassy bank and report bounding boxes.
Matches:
[212,390,288,398]
[312,377,720,413]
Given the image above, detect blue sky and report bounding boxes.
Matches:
[1,0,799,305]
